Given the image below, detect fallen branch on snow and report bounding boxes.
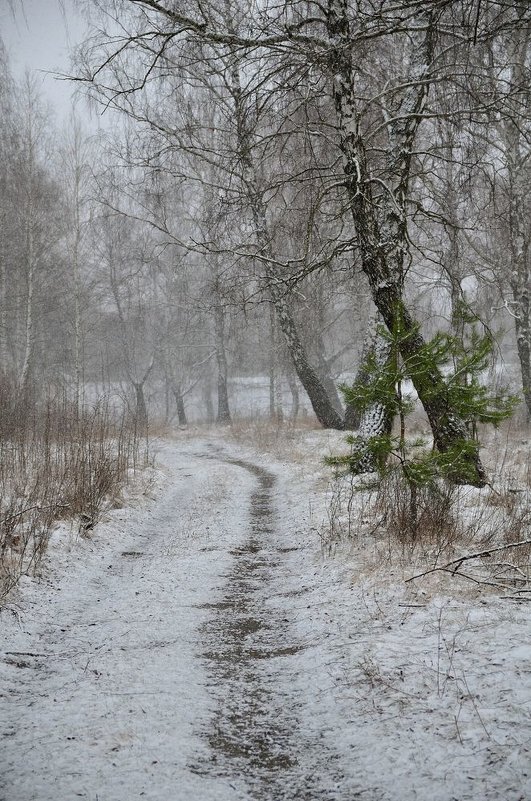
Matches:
[406,538,531,584]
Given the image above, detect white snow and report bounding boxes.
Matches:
[1,429,530,800]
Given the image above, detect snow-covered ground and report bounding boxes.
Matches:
[1,428,530,800]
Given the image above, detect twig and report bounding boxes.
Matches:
[505,596,531,602]
[408,566,514,591]
[1,503,70,526]
[5,651,48,658]
[397,603,426,608]
[460,669,493,741]
[406,539,531,583]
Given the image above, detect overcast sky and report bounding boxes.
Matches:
[1,0,93,125]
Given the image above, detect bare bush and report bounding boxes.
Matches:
[0,382,146,602]
[327,426,531,596]
[374,471,461,550]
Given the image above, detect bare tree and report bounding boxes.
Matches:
[76,0,531,476]
[58,113,95,411]
[94,202,156,427]
[15,74,61,400]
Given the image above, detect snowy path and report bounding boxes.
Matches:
[192,456,347,799]
[2,436,531,801]
[0,441,353,801]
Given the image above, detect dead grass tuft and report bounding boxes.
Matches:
[0,380,147,603]
[326,423,531,597]
[374,472,460,549]
[227,416,322,460]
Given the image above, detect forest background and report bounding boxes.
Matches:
[0,0,530,592]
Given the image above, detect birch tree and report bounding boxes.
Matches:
[77,0,531,480]
[485,26,531,420]
[59,114,94,411]
[16,74,59,400]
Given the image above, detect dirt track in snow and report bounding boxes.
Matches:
[0,442,353,801]
[192,456,346,799]
[2,436,531,801]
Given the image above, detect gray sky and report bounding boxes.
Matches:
[1,0,92,125]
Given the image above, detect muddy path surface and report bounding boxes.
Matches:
[0,442,357,801]
[4,438,531,801]
[193,458,345,799]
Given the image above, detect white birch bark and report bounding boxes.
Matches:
[504,30,531,420]
[348,314,394,474]
[326,0,486,484]
[20,106,36,398]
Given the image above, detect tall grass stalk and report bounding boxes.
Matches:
[0,376,146,602]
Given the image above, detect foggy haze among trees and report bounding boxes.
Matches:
[1,0,530,472]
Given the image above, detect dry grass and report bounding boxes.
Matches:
[376,473,461,550]
[227,415,322,455]
[0,379,146,603]
[324,418,531,597]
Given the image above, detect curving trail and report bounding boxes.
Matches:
[3,438,530,801]
[0,442,354,801]
[193,457,345,799]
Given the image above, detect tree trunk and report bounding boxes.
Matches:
[286,367,300,422]
[0,211,8,370]
[512,278,531,421]
[345,312,381,431]
[133,380,148,428]
[327,0,486,485]
[268,301,277,420]
[214,301,231,424]
[343,398,361,431]
[164,377,171,424]
[505,34,531,422]
[203,378,215,423]
[267,272,344,428]
[20,257,35,398]
[347,319,395,474]
[72,182,83,414]
[314,329,344,417]
[20,213,36,400]
[173,385,188,427]
[20,136,36,401]
[442,175,466,345]
[343,313,379,430]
